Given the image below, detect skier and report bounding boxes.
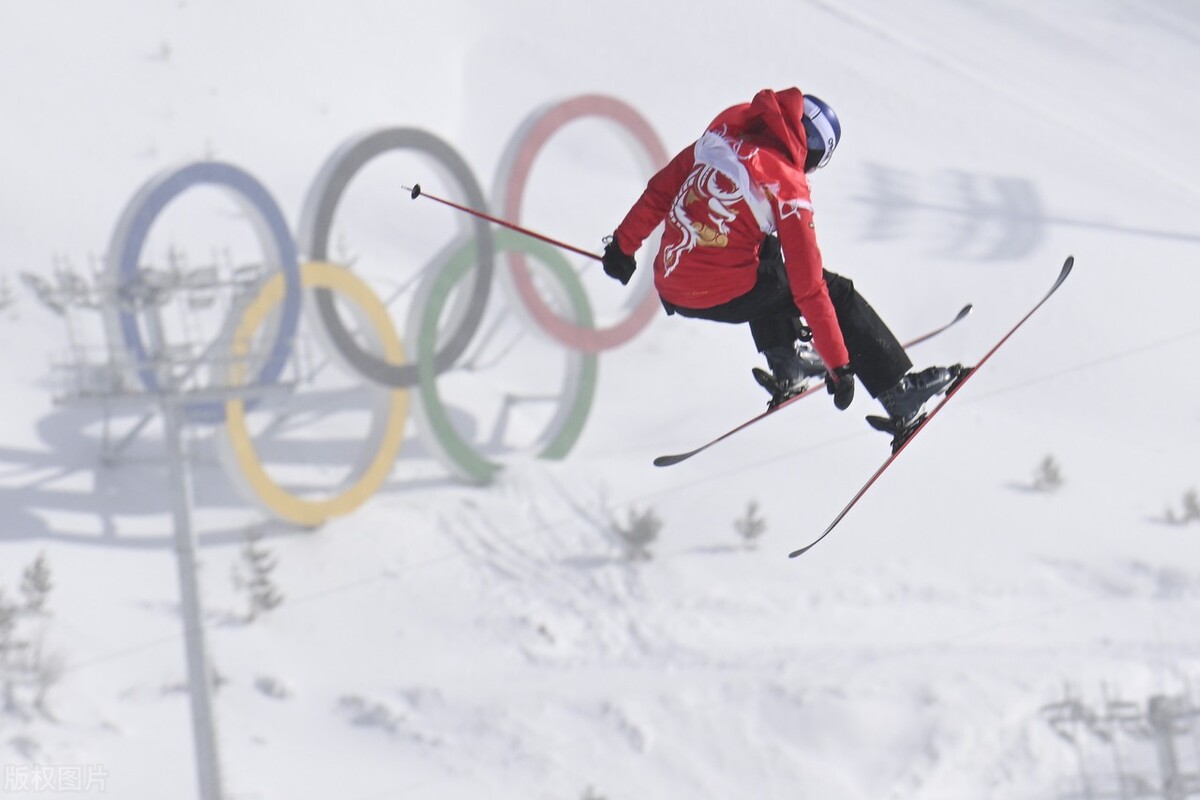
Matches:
[600,87,961,443]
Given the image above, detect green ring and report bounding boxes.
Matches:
[413,229,597,483]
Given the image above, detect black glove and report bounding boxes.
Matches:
[825,364,855,410]
[602,238,636,285]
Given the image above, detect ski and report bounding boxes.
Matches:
[789,255,1074,558]
[652,303,974,468]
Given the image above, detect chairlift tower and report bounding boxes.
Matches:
[1043,685,1200,800]
[33,256,298,800]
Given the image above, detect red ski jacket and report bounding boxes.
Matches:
[613,88,850,370]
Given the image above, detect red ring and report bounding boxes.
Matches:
[500,95,668,353]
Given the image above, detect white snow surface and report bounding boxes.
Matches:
[3,1,1200,798]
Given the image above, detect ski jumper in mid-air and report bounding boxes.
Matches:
[600,87,959,443]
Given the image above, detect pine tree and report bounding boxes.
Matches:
[233,530,283,622]
[0,588,16,664]
[1182,489,1200,522]
[0,588,22,715]
[1032,455,1064,492]
[612,506,661,561]
[20,552,53,615]
[1163,489,1200,525]
[734,500,767,549]
[0,274,15,313]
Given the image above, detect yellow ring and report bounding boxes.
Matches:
[221,261,408,526]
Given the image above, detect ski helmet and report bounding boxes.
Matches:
[801,94,841,172]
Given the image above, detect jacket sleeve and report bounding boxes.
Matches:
[773,197,850,371]
[613,143,695,255]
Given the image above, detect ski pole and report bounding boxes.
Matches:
[402,183,601,262]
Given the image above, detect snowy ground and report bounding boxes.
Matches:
[4,1,1200,798]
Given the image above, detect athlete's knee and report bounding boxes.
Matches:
[823,270,855,301]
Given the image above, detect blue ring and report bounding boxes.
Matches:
[105,161,302,423]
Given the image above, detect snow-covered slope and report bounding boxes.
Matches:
[4,1,1200,798]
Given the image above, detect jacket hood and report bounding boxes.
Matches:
[708,88,809,168]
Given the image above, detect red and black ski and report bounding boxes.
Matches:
[789,256,1074,558]
[652,303,974,468]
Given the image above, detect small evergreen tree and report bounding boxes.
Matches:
[1032,455,1064,492]
[1164,488,1200,525]
[233,529,283,622]
[1,560,62,719]
[612,506,661,561]
[20,552,53,615]
[734,500,767,549]
[0,274,15,312]
[0,588,16,665]
[1182,489,1200,522]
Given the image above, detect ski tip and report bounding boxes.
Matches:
[1051,255,1074,289]
[789,539,823,557]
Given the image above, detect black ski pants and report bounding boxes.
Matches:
[662,235,911,397]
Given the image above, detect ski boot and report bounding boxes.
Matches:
[867,364,970,451]
[751,341,827,409]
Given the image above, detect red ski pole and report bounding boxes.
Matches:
[402,183,602,262]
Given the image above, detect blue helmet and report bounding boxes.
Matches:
[801,94,841,173]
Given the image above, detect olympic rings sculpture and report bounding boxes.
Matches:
[100,94,668,524]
